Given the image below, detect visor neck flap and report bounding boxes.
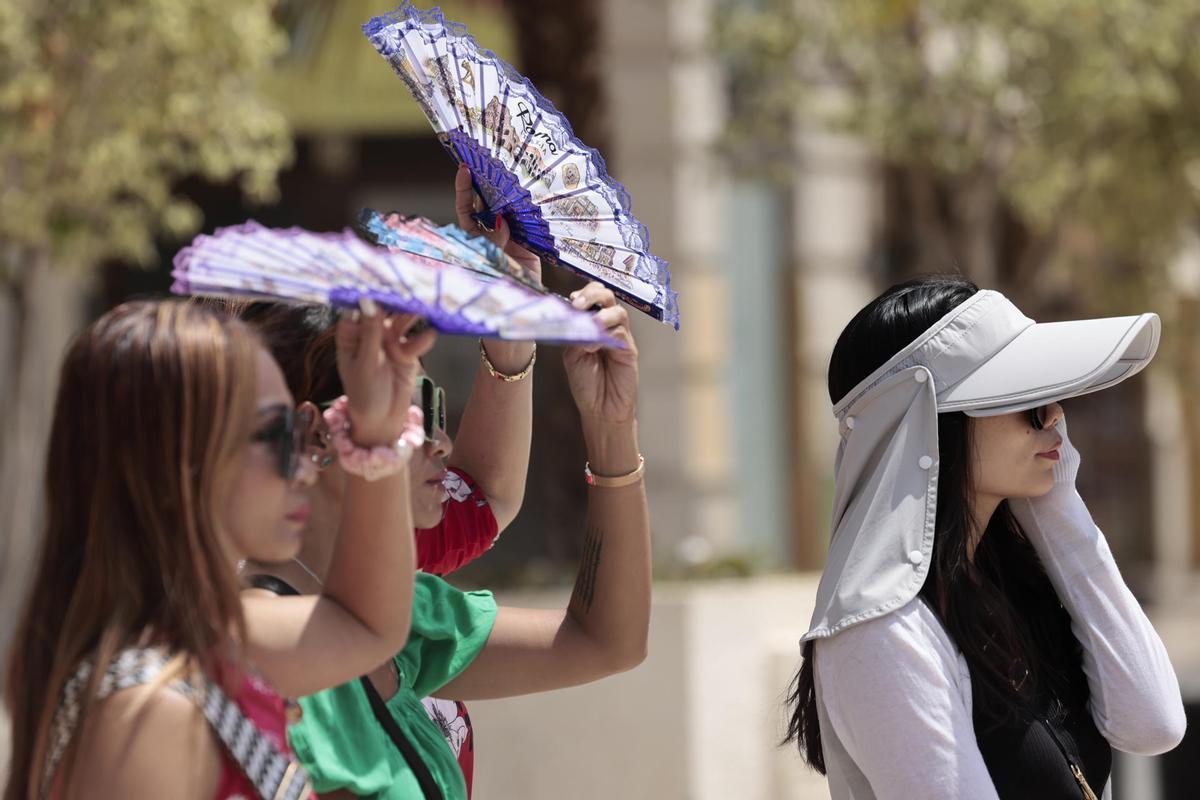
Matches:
[805,290,1034,642]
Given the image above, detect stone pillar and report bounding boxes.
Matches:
[789,125,882,568]
[601,0,734,569]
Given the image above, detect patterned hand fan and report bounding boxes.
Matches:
[170,221,617,345]
[356,207,544,292]
[362,2,681,329]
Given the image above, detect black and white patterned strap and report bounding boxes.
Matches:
[42,648,311,800]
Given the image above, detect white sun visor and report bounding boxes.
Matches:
[803,290,1159,642]
[940,314,1160,417]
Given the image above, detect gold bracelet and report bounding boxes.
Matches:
[479,339,536,382]
[585,455,645,487]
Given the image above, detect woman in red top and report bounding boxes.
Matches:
[4,299,434,799]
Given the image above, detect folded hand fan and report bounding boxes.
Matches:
[363,2,681,329]
[356,207,544,292]
[170,221,616,345]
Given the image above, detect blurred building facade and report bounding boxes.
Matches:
[4,0,1198,797]
[463,0,1199,797]
[92,0,1199,593]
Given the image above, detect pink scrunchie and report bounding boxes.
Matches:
[322,396,425,481]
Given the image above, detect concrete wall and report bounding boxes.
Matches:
[465,577,1197,800]
[468,576,828,799]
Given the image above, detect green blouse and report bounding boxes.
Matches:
[288,573,498,798]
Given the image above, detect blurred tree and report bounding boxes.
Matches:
[0,0,292,680]
[717,0,1200,573]
[717,0,1200,299]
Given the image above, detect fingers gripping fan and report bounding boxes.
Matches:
[363,2,680,329]
[170,221,617,345]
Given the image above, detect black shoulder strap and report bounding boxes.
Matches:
[1038,718,1100,800]
[247,573,301,597]
[250,573,443,799]
[360,676,443,800]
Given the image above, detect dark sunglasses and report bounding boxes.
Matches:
[1028,405,1051,431]
[416,375,448,444]
[251,405,314,480]
[313,376,447,447]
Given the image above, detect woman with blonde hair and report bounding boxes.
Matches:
[4,299,433,799]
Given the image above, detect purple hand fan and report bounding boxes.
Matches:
[362,2,681,329]
[171,221,617,345]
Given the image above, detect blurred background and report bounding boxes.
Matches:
[2,0,1198,796]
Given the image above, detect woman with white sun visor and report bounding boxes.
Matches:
[786,276,1185,800]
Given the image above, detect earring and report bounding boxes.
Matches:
[311,453,334,469]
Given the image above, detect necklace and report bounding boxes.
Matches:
[292,556,400,685]
[293,556,323,587]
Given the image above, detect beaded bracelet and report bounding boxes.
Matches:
[322,397,424,481]
[480,340,536,382]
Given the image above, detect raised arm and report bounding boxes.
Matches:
[242,310,436,698]
[446,163,541,530]
[1009,419,1186,755]
[439,283,651,699]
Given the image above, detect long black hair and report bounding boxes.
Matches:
[785,275,1085,772]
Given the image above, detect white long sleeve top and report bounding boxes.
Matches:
[813,481,1187,800]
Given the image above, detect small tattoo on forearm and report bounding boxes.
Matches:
[572,524,604,613]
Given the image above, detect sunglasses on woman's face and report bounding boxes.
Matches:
[416,375,448,444]
[312,376,447,448]
[1028,405,1051,431]
[252,404,314,480]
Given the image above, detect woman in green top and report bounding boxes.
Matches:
[242,169,651,799]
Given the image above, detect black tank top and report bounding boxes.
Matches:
[918,592,1111,798]
[972,665,1111,798]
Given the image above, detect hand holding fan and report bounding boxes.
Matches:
[363,2,680,329]
[171,221,617,345]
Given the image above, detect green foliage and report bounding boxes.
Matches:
[716,0,1200,298]
[0,0,293,280]
[713,0,804,175]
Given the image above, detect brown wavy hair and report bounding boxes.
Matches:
[193,298,343,404]
[3,300,261,800]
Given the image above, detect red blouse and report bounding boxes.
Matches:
[416,468,500,577]
[214,669,316,799]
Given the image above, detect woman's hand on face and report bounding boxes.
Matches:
[562,283,639,425]
[1049,414,1081,486]
[336,308,437,448]
[454,163,542,281]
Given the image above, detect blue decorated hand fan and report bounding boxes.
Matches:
[363,2,680,329]
[356,207,544,292]
[171,221,617,345]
